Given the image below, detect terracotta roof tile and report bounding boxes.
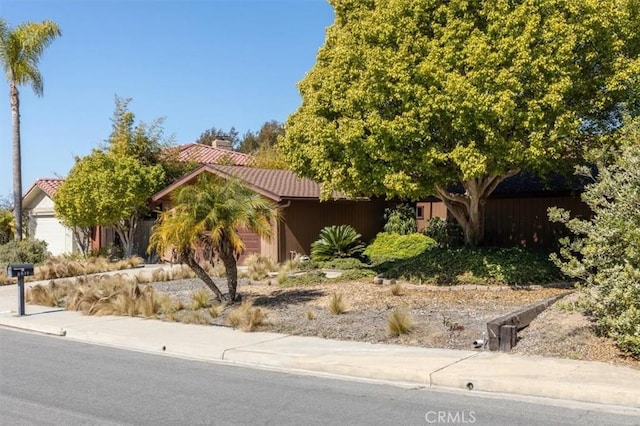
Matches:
[176,143,253,166]
[31,178,64,198]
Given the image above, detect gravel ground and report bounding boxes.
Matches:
[146,275,640,370]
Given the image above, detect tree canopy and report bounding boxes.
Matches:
[196,126,239,147]
[54,150,165,257]
[281,0,640,245]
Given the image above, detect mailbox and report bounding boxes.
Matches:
[7,263,34,278]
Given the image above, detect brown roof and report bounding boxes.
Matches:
[25,178,65,198]
[152,165,351,203]
[176,143,253,166]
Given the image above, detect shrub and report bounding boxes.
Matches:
[549,123,640,357]
[422,217,464,248]
[311,225,365,261]
[333,268,376,281]
[387,308,413,336]
[317,257,370,270]
[0,238,49,265]
[383,247,562,285]
[383,204,417,235]
[364,232,436,265]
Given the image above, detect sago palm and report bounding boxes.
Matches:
[0,18,61,240]
[149,175,279,302]
[311,224,365,261]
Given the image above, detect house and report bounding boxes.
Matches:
[151,164,395,263]
[22,141,253,257]
[416,172,591,248]
[22,178,78,256]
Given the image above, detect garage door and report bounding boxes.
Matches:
[238,229,260,264]
[34,216,68,255]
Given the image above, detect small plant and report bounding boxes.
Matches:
[190,289,212,310]
[180,311,210,325]
[209,303,225,318]
[244,254,277,281]
[280,270,326,287]
[442,314,465,341]
[327,292,347,315]
[226,300,267,331]
[387,308,413,336]
[390,282,403,296]
[311,224,365,261]
[306,310,316,320]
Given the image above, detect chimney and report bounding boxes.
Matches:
[212,138,233,150]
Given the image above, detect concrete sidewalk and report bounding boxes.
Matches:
[1,273,639,410]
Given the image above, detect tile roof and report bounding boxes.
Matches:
[152,165,352,203]
[176,143,254,166]
[27,178,65,198]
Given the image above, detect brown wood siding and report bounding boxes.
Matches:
[483,195,591,248]
[279,198,392,262]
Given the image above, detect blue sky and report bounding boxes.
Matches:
[0,0,334,197]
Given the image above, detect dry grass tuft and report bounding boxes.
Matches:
[26,282,68,307]
[327,293,348,315]
[226,300,267,331]
[190,289,212,310]
[208,302,225,318]
[387,308,413,336]
[244,254,277,281]
[306,310,316,320]
[390,282,403,296]
[179,311,210,325]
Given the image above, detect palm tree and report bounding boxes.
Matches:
[0,18,61,240]
[149,175,280,302]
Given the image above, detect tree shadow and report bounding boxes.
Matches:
[252,288,326,308]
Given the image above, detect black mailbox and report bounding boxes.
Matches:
[7,263,34,278]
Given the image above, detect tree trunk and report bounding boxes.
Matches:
[114,215,137,258]
[184,253,226,302]
[11,82,23,240]
[219,239,239,303]
[435,170,520,246]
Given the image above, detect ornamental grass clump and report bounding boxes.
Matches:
[327,292,348,315]
[387,308,413,337]
[226,300,266,331]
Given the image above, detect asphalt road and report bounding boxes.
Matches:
[0,328,637,426]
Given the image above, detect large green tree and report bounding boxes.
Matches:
[55,151,165,257]
[0,18,61,240]
[282,0,640,246]
[149,175,279,303]
[549,119,640,356]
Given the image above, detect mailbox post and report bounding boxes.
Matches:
[7,263,34,316]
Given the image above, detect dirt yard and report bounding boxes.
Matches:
[150,275,639,369]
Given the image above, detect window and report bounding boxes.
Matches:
[416,206,424,219]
